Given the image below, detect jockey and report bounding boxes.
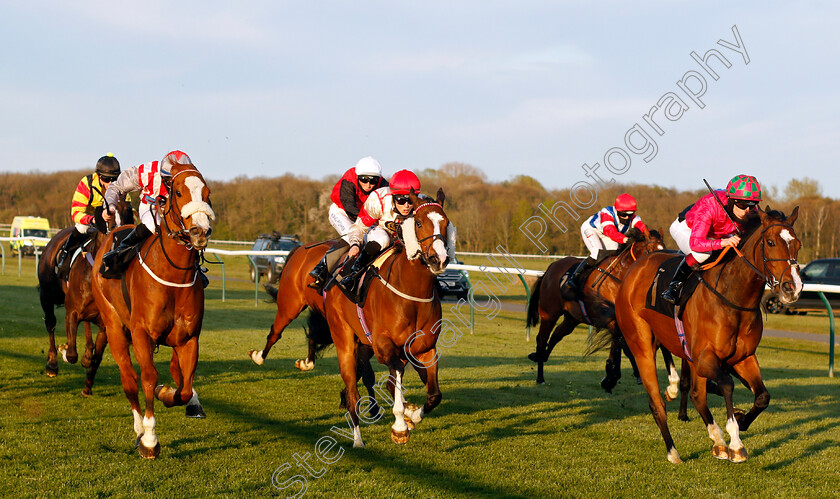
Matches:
[337,169,421,291]
[662,174,761,304]
[100,150,193,276]
[56,153,121,279]
[563,193,648,297]
[309,156,389,289]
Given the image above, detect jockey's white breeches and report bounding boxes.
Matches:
[580,220,618,259]
[329,203,354,243]
[139,203,160,233]
[669,218,711,263]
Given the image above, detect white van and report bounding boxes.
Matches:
[10,216,51,256]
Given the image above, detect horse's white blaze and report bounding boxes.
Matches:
[182,176,215,231]
[140,416,158,449]
[426,212,448,265]
[726,415,744,451]
[778,229,804,295]
[392,371,408,434]
[780,229,795,243]
[133,409,143,437]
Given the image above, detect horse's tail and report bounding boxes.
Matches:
[263,284,279,303]
[306,308,334,357]
[584,296,620,356]
[526,275,543,328]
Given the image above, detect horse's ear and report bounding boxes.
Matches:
[409,188,422,207]
[787,205,799,225]
[436,188,446,207]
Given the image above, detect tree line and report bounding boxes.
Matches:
[1,164,837,263]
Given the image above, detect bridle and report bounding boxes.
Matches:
[737,221,799,290]
[411,202,448,268]
[151,168,207,272]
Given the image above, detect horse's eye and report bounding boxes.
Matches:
[176,190,182,197]
[767,239,775,247]
[416,221,422,228]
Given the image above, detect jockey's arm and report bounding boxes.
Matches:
[601,222,628,244]
[339,179,360,220]
[70,176,94,226]
[103,167,141,213]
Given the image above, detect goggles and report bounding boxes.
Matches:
[393,195,411,206]
[617,211,635,218]
[358,175,379,184]
[99,175,118,183]
[733,199,758,209]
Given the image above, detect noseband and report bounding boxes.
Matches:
[738,222,799,290]
[410,202,448,268]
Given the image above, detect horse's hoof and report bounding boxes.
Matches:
[80,354,92,369]
[81,387,92,397]
[712,444,729,460]
[664,386,678,402]
[248,350,264,366]
[678,413,690,422]
[635,376,643,385]
[734,408,747,429]
[135,434,143,449]
[391,428,410,444]
[138,441,161,459]
[154,385,165,398]
[186,404,206,419]
[666,448,683,464]
[600,376,617,393]
[45,364,58,377]
[728,447,748,463]
[294,359,314,371]
[527,352,538,363]
[404,417,415,430]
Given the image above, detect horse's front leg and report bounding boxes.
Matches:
[81,325,108,397]
[43,306,59,377]
[693,350,744,462]
[132,328,161,459]
[59,310,80,364]
[249,302,305,366]
[80,322,94,368]
[389,366,410,444]
[729,355,769,433]
[406,348,442,425]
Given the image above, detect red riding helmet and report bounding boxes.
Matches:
[160,150,193,176]
[614,193,637,212]
[389,170,421,195]
[726,174,761,201]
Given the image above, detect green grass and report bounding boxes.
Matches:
[2,254,840,498]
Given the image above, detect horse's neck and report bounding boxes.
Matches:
[150,224,197,272]
[709,236,765,303]
[391,253,435,292]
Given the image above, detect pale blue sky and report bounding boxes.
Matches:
[2,1,838,198]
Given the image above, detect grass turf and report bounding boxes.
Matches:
[1,252,840,498]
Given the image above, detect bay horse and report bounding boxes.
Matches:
[37,196,134,395]
[526,228,680,396]
[92,162,214,459]
[320,189,451,447]
[614,207,801,463]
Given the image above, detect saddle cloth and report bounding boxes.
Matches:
[332,246,399,306]
[645,255,701,319]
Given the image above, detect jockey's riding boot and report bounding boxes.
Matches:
[562,256,596,298]
[662,257,692,305]
[308,240,350,291]
[338,242,380,291]
[101,224,153,276]
[56,230,86,279]
[308,257,330,289]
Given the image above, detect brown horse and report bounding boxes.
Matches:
[92,162,214,459]
[37,196,134,394]
[615,207,801,463]
[526,229,680,395]
[320,189,451,447]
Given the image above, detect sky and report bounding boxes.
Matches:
[2,1,839,199]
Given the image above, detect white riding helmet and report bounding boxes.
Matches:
[354,156,382,177]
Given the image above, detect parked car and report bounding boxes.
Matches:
[10,216,50,256]
[761,258,840,314]
[435,258,470,300]
[250,233,302,283]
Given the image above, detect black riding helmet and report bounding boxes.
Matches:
[95,153,121,179]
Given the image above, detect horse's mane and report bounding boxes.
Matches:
[739,207,786,241]
[625,227,644,243]
[649,228,662,241]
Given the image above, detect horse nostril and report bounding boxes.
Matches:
[782,282,794,293]
[429,255,439,265]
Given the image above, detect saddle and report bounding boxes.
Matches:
[646,256,702,319]
[99,228,138,279]
[333,246,399,306]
